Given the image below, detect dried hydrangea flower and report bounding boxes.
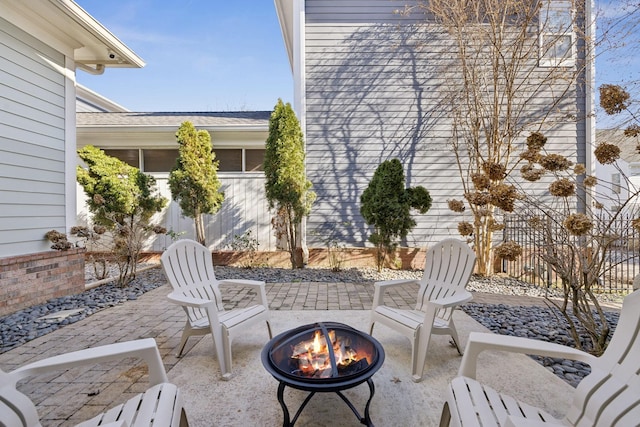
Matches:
[526,132,547,150]
[574,163,586,175]
[482,162,507,180]
[488,219,505,231]
[447,199,466,212]
[93,225,107,234]
[490,183,518,212]
[528,216,544,229]
[624,124,640,137]
[457,221,474,236]
[594,201,604,209]
[599,84,630,115]
[594,142,621,165]
[471,172,491,190]
[583,175,597,187]
[540,154,573,172]
[153,225,168,234]
[563,213,593,236]
[632,218,640,232]
[494,241,522,261]
[549,178,575,197]
[521,164,545,181]
[520,149,542,162]
[465,191,491,206]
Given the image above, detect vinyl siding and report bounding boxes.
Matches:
[303,0,583,247]
[0,17,66,256]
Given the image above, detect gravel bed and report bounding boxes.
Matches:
[1,264,623,388]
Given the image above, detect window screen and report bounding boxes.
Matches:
[143,149,179,172]
[216,149,243,172]
[246,149,266,171]
[103,149,140,167]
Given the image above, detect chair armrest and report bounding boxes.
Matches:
[167,292,216,309]
[372,279,419,307]
[430,291,473,309]
[10,338,168,387]
[219,279,269,307]
[459,331,597,379]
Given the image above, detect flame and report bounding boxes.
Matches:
[290,329,363,378]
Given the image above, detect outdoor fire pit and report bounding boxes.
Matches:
[261,321,385,427]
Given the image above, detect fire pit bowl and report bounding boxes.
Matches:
[262,322,385,426]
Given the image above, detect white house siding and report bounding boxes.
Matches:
[302,0,586,248]
[0,17,66,257]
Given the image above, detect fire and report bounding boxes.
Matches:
[291,329,364,378]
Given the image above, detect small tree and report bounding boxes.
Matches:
[76,145,167,286]
[264,99,316,269]
[360,158,432,271]
[169,121,224,246]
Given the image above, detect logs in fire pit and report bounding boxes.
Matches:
[262,322,385,426]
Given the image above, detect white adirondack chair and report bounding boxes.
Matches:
[161,239,272,380]
[439,289,640,427]
[369,238,477,382]
[0,338,188,427]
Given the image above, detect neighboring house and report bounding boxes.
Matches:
[274,0,594,247]
[75,111,275,251]
[595,129,640,214]
[0,0,143,316]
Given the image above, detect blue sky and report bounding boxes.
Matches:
[75,1,638,119]
[75,1,293,112]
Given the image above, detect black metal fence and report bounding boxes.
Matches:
[501,214,639,294]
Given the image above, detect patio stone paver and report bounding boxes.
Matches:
[0,277,563,426]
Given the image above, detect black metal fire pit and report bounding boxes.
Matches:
[261,321,385,427]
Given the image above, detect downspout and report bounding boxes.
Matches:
[584,0,595,212]
[294,0,309,265]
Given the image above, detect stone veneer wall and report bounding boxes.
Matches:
[0,248,85,317]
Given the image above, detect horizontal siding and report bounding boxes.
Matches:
[0,17,67,257]
[303,0,580,248]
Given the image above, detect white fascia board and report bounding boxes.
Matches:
[274,0,294,71]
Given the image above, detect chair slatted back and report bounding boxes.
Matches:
[161,240,225,323]
[415,239,476,320]
[566,289,640,426]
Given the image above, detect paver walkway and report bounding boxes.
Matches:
[0,271,611,426]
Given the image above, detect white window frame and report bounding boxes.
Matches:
[539,0,575,67]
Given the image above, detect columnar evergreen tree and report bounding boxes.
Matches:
[169,121,224,246]
[264,99,316,268]
[360,158,432,271]
[76,145,167,286]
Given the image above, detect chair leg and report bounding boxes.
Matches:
[176,323,192,357]
[266,320,273,339]
[449,323,463,355]
[439,402,451,427]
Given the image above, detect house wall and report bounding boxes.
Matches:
[0,17,67,258]
[301,0,585,248]
[76,128,276,251]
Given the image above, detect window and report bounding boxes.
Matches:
[216,149,243,172]
[103,149,139,167]
[539,0,574,67]
[612,173,621,194]
[143,149,179,172]
[216,148,265,172]
[96,147,265,173]
[246,149,266,171]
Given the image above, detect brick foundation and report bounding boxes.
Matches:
[0,249,85,317]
